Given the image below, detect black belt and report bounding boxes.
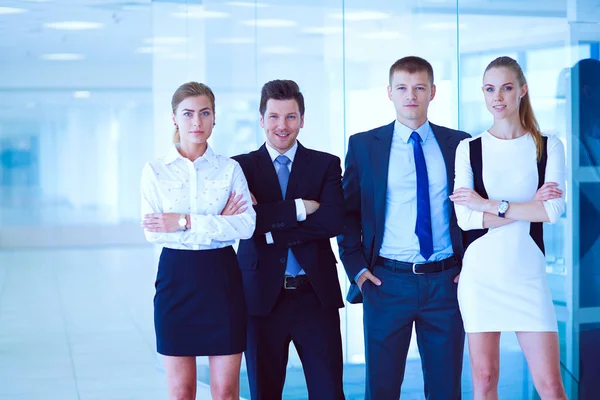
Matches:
[376,256,459,274]
[283,275,311,290]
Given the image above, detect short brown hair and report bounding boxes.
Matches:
[389,56,434,85]
[171,82,215,143]
[259,79,305,116]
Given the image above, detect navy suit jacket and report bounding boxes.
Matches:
[337,121,471,303]
[233,142,345,316]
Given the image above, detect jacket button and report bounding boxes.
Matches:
[280,257,286,263]
[272,224,276,228]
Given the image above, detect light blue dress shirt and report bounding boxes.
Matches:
[355,120,453,281]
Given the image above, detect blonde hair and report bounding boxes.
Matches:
[171,82,215,143]
[484,56,543,160]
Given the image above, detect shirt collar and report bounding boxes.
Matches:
[394,119,431,144]
[265,140,298,164]
[164,143,219,167]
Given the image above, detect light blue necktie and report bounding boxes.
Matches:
[410,132,434,260]
[275,155,302,276]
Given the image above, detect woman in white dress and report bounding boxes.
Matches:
[450,56,568,400]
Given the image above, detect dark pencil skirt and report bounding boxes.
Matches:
[154,246,247,356]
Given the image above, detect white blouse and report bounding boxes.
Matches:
[141,144,256,250]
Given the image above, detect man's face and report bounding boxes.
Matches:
[387,70,436,128]
[260,98,304,154]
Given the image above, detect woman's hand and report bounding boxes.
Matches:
[141,213,182,232]
[221,192,248,216]
[533,182,562,201]
[449,187,489,212]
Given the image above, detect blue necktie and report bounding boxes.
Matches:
[410,131,434,260]
[275,155,302,276]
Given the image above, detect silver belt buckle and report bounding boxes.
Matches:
[284,276,297,290]
[412,263,424,275]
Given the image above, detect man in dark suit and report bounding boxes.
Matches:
[233,79,345,400]
[337,56,470,399]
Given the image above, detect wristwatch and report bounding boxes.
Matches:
[178,214,187,231]
[498,200,509,218]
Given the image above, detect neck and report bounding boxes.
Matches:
[397,116,426,131]
[178,142,207,161]
[489,115,525,139]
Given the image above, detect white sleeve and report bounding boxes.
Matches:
[453,139,485,231]
[295,198,307,221]
[188,161,256,241]
[542,136,566,224]
[140,163,211,246]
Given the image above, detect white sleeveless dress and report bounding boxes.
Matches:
[454,131,565,332]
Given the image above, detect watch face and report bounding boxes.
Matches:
[498,201,509,213]
[178,218,186,227]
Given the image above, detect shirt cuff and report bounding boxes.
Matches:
[188,214,217,245]
[295,198,306,222]
[354,268,368,283]
[265,231,274,244]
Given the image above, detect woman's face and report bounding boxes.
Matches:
[482,67,527,121]
[172,95,214,146]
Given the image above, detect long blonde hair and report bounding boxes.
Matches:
[171,82,215,143]
[484,56,543,161]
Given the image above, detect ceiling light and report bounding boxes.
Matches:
[73,91,91,99]
[20,0,53,2]
[261,46,297,55]
[331,11,391,21]
[135,46,171,54]
[242,19,297,28]
[302,26,343,35]
[172,6,230,19]
[143,36,187,45]
[41,53,85,61]
[0,7,27,14]
[226,1,268,7]
[44,21,104,30]
[215,37,254,44]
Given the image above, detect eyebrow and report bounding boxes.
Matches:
[182,107,211,112]
[484,82,513,87]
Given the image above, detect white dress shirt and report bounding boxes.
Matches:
[141,144,256,250]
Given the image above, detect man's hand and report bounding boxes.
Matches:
[302,200,320,215]
[357,270,382,292]
[221,191,247,216]
[141,213,181,232]
[454,273,460,283]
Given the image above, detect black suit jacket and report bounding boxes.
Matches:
[337,121,471,303]
[233,142,345,316]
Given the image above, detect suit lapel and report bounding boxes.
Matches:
[255,144,284,201]
[287,142,310,200]
[430,122,455,191]
[372,122,394,243]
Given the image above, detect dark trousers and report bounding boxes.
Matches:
[245,286,345,400]
[362,261,465,400]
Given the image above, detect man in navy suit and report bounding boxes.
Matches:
[338,56,470,399]
[233,79,345,400]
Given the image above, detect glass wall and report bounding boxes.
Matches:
[1,0,599,398]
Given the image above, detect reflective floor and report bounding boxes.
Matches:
[0,246,561,399]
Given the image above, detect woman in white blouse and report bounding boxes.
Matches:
[450,57,567,399]
[140,82,256,400]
